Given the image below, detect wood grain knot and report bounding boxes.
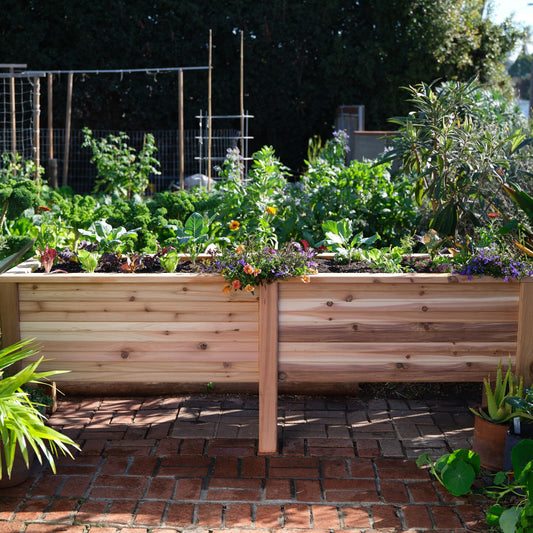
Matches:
[421,306,428,312]
[345,295,353,302]
[278,372,287,381]
[121,352,129,359]
[352,324,358,331]
[326,301,334,307]
[198,343,208,350]
[129,296,135,301]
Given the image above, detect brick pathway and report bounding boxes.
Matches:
[0,394,488,532]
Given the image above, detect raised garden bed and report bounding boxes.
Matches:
[1,270,532,453]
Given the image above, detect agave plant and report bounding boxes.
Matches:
[0,338,79,480]
[470,358,525,424]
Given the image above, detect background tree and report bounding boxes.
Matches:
[0,0,525,172]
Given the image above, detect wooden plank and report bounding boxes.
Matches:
[31,360,259,383]
[279,322,517,343]
[0,282,20,348]
[279,360,505,383]
[279,341,516,359]
[285,273,522,284]
[278,310,518,324]
[19,284,258,303]
[33,349,258,363]
[517,279,533,386]
[259,282,278,455]
[19,309,257,323]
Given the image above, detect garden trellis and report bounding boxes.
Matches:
[2,31,253,191]
[0,64,45,182]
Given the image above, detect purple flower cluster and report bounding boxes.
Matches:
[456,247,533,281]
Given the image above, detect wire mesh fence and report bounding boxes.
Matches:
[39,128,240,193]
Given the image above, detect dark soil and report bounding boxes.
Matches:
[44,256,435,274]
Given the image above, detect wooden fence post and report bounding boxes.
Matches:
[517,279,533,386]
[258,282,279,454]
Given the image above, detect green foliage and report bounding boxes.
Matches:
[77,249,99,273]
[78,220,139,253]
[419,440,533,533]
[319,219,379,264]
[82,128,160,199]
[470,358,525,424]
[159,249,180,273]
[0,339,79,480]
[0,153,41,232]
[147,190,195,223]
[215,146,289,248]
[285,135,418,246]
[387,79,530,237]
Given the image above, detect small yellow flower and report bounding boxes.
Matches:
[222,284,232,294]
[232,279,242,290]
[229,220,240,231]
[244,284,255,292]
[235,244,245,254]
[266,206,277,215]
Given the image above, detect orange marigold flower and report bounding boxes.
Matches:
[266,206,277,215]
[244,284,255,292]
[229,220,240,231]
[235,244,245,254]
[222,284,232,294]
[244,264,254,275]
[232,279,241,290]
[38,205,51,211]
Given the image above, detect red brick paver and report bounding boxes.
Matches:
[0,393,487,532]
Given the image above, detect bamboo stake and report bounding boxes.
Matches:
[62,72,73,186]
[47,73,58,188]
[207,29,213,190]
[240,30,245,179]
[179,68,184,190]
[9,67,16,155]
[32,76,40,185]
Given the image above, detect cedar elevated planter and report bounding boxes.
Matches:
[1,271,532,454]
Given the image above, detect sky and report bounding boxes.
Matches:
[489,0,532,30]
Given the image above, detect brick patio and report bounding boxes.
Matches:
[0,394,488,532]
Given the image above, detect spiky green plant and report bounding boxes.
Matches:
[470,357,524,424]
[0,339,79,480]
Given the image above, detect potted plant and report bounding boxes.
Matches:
[503,387,533,470]
[470,358,525,471]
[0,338,79,487]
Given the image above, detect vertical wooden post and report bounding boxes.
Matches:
[516,279,533,386]
[62,72,73,186]
[207,29,213,190]
[32,76,41,186]
[240,30,245,179]
[0,283,21,349]
[178,68,184,190]
[47,72,58,189]
[258,282,279,454]
[9,68,16,155]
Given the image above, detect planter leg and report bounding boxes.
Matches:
[259,283,278,454]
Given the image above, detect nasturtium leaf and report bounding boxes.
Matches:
[486,504,505,526]
[441,460,476,496]
[499,507,520,533]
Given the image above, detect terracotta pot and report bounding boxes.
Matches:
[472,416,510,472]
[0,443,35,488]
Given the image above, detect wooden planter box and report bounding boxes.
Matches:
[1,271,532,453]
